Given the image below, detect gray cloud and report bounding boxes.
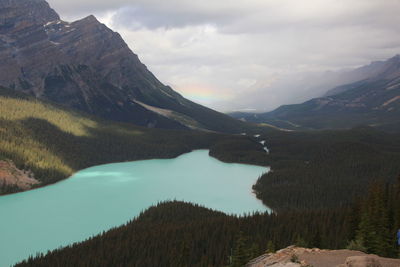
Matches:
[47,0,400,112]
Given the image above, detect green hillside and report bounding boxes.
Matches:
[0,87,253,194]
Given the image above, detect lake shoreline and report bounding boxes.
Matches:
[0,148,270,198]
[0,150,269,267]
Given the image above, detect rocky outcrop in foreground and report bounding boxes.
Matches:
[247,246,400,267]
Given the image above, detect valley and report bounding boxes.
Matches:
[231,55,400,132]
[0,86,267,195]
[0,0,400,266]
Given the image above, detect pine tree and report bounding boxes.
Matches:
[247,243,260,261]
[356,182,393,256]
[231,232,251,267]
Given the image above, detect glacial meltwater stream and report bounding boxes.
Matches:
[0,150,268,267]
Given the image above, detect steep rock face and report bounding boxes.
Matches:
[0,0,248,132]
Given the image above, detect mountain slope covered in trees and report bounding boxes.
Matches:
[0,86,263,194]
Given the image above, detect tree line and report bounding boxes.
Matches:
[0,86,250,194]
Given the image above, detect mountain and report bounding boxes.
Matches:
[227,56,392,113]
[0,0,249,133]
[323,58,390,96]
[230,55,400,132]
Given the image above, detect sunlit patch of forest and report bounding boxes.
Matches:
[0,87,255,194]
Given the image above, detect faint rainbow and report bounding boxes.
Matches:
[177,85,232,103]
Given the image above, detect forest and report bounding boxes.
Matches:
[211,126,400,211]
[13,125,400,266]
[15,176,400,266]
[251,128,400,211]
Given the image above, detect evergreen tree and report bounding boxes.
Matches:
[266,240,275,253]
[295,236,308,248]
[231,232,251,267]
[356,182,397,257]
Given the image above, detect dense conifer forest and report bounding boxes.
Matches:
[14,201,353,267]
[15,177,400,266]
[211,127,400,211]
[251,128,400,211]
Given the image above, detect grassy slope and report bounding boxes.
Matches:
[0,87,266,194]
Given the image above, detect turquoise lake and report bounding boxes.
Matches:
[0,150,268,267]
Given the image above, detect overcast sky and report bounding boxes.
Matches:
[47,0,400,112]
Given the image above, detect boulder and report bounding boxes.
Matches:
[342,256,382,267]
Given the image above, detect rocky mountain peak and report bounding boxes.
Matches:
[80,14,98,23]
[386,54,400,66]
[0,0,247,132]
[376,54,400,80]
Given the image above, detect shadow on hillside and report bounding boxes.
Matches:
[0,117,225,189]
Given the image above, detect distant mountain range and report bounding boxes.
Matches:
[0,0,249,133]
[230,55,400,132]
